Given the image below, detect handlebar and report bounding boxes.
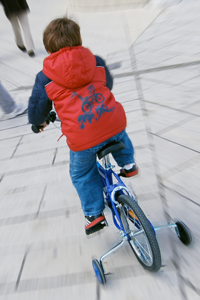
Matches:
[31,111,57,133]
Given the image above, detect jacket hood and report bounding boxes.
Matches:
[43,46,96,89]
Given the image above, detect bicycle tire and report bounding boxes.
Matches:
[118,194,161,272]
[175,221,192,246]
[92,259,106,285]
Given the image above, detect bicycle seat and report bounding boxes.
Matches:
[97,141,125,159]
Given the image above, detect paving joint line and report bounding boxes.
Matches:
[52,148,58,165]
[181,99,200,110]
[0,264,149,295]
[10,136,23,159]
[0,61,35,79]
[154,115,196,136]
[113,59,200,78]
[0,207,79,227]
[1,160,69,177]
[11,85,34,91]
[180,275,200,297]
[126,108,142,114]
[36,186,47,218]
[139,76,176,87]
[0,123,28,132]
[12,146,66,160]
[15,247,29,290]
[0,174,4,183]
[161,183,200,208]
[174,74,200,87]
[113,89,137,96]
[150,133,200,154]
[144,99,200,118]
[0,127,57,141]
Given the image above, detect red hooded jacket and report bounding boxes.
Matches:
[43,46,126,151]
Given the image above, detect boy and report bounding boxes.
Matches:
[28,17,138,235]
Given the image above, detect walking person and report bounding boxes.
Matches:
[0,82,27,120]
[0,0,35,57]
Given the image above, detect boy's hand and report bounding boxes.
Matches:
[39,122,47,132]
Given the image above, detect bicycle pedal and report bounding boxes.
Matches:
[86,223,106,235]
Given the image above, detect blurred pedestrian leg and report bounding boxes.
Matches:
[0,0,35,57]
[9,11,34,55]
[0,82,27,120]
[0,82,16,114]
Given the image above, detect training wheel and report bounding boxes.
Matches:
[92,259,106,285]
[175,221,192,245]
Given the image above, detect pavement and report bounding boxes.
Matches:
[0,0,200,299]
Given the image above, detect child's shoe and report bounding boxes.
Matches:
[85,213,107,235]
[119,163,138,178]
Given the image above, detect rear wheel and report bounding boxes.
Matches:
[118,194,161,272]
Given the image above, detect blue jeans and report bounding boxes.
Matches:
[70,130,135,216]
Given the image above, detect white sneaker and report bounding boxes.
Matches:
[0,103,27,121]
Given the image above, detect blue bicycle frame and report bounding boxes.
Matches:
[97,160,136,237]
[97,159,155,236]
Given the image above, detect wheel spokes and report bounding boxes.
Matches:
[130,235,153,265]
[135,238,152,263]
[125,206,153,266]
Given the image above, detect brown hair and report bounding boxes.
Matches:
[43,17,82,53]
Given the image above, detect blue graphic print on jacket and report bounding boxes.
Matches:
[71,85,115,129]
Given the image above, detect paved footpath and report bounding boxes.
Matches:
[0,0,200,299]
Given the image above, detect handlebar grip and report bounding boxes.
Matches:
[31,111,57,134]
[31,124,44,133]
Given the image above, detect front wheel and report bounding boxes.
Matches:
[118,194,161,272]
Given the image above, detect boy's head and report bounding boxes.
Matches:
[43,17,82,53]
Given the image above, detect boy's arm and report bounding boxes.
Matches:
[28,71,52,125]
[95,55,113,90]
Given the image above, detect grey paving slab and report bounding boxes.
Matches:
[140,66,200,86]
[134,4,200,68]
[123,99,141,111]
[161,118,200,152]
[0,151,55,175]
[0,189,44,219]
[0,137,21,160]
[0,165,70,192]
[142,82,200,109]
[126,111,147,133]
[153,136,199,173]
[112,77,137,95]
[2,285,97,300]
[0,115,29,131]
[144,103,197,134]
[12,128,66,157]
[164,169,200,205]
[185,102,200,114]
[115,90,139,104]
[40,182,78,212]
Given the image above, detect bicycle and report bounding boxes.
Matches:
[32,111,193,286]
[92,141,192,285]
